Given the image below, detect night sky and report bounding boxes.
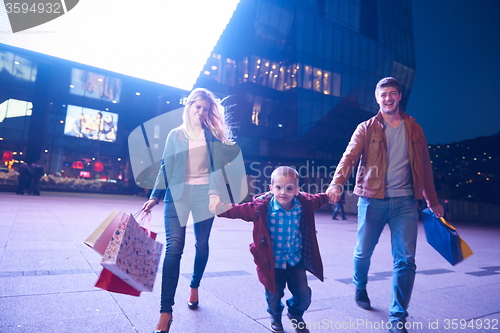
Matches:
[407,0,500,144]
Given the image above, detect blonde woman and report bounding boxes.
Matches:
[142,88,233,333]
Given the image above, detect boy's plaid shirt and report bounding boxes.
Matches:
[267,197,303,269]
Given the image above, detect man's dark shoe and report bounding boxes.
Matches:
[355,288,372,310]
[332,217,338,220]
[270,317,283,333]
[388,320,408,333]
[287,313,310,333]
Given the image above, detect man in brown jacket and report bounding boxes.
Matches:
[326,77,443,333]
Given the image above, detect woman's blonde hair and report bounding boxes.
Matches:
[181,88,233,143]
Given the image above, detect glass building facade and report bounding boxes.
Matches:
[0,0,416,196]
[0,44,187,193]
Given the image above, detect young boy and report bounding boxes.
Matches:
[210,166,329,333]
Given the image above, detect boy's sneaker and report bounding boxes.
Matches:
[388,320,409,333]
[270,316,283,333]
[287,313,310,333]
[270,320,283,333]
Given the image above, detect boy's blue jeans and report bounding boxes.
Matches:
[160,184,214,313]
[265,260,312,321]
[354,196,419,323]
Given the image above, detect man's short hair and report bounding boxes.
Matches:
[376,77,401,94]
[270,166,300,185]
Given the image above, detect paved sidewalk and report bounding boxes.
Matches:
[0,191,499,333]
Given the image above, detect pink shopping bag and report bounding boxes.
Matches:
[101,213,163,292]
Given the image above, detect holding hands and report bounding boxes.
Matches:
[326,185,342,203]
[208,195,220,214]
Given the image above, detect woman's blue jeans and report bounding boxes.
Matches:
[160,184,214,313]
[354,196,419,323]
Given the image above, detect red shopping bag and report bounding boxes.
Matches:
[94,268,142,296]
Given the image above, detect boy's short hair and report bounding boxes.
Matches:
[270,166,300,185]
[375,77,401,94]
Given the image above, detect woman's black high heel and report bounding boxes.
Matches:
[188,287,199,309]
[153,314,172,333]
[187,300,199,309]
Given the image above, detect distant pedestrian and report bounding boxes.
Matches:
[331,192,346,220]
[15,163,30,195]
[29,161,44,195]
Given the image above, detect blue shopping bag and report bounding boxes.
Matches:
[422,208,473,265]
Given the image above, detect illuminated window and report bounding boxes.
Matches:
[268,61,280,90]
[303,65,312,90]
[223,58,237,86]
[208,54,222,82]
[323,70,332,95]
[249,56,261,83]
[291,64,299,88]
[252,98,262,126]
[277,66,285,91]
[313,68,322,92]
[257,58,271,86]
[241,57,249,83]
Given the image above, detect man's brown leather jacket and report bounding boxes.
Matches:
[331,111,439,208]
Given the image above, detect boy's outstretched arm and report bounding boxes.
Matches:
[211,201,258,222]
[301,192,330,211]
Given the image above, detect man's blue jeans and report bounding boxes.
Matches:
[160,184,214,313]
[354,196,419,322]
[265,261,311,320]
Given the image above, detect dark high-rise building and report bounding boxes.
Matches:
[195,0,416,194]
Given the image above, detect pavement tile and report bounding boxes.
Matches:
[0,248,92,271]
[0,290,123,327]
[0,315,138,333]
[0,273,98,296]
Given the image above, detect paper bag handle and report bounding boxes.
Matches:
[134,210,152,237]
